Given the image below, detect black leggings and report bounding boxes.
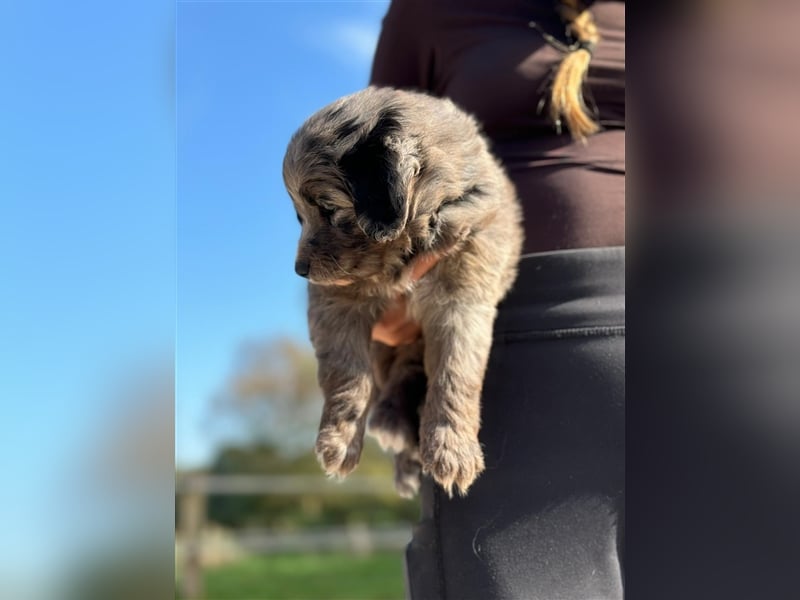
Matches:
[405,246,625,600]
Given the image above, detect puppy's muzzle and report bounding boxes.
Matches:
[295,259,310,278]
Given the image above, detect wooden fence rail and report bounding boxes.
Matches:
[175,474,409,600]
[177,474,397,495]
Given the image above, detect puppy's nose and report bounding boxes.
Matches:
[295,259,310,277]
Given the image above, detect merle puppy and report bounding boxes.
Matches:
[283,86,523,496]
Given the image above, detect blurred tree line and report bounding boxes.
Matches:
[202,442,418,529]
[177,337,418,529]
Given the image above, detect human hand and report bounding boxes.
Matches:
[372,295,421,346]
[371,253,442,347]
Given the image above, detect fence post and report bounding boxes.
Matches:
[180,486,206,600]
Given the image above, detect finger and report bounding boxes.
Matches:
[394,322,422,345]
[372,321,421,346]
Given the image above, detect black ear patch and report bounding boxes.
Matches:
[338,110,405,242]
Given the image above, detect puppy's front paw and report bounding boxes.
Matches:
[421,425,485,497]
[315,424,363,478]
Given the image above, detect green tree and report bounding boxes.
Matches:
[211,337,321,455]
[200,336,418,529]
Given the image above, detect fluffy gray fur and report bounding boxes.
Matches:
[283,86,523,496]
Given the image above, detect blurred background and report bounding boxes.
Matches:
[175,2,416,599]
[4,0,416,599]
[2,1,176,598]
[4,1,800,599]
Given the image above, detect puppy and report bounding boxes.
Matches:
[369,338,426,498]
[283,86,523,496]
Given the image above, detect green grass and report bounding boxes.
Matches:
[188,551,406,600]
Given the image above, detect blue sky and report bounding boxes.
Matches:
[176,0,390,468]
[1,0,176,582]
[0,0,388,583]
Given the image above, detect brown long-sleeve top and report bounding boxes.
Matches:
[371,0,625,253]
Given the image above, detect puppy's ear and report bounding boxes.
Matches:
[339,110,412,242]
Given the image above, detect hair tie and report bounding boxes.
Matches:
[574,39,595,55]
[528,20,595,57]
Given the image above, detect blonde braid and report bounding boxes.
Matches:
[549,0,600,141]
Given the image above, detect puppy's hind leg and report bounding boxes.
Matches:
[367,340,425,498]
[394,447,422,499]
[368,339,426,454]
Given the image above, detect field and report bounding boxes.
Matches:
[178,551,406,600]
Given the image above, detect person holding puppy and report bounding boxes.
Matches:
[370,0,625,598]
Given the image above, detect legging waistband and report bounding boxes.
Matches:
[494,246,625,339]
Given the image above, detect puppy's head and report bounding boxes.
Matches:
[283,90,422,286]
